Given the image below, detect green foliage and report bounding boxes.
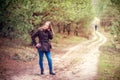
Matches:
[110,0,120,42]
[96,0,120,43]
[0,0,94,41]
[0,0,34,40]
[98,40,120,80]
[94,0,111,16]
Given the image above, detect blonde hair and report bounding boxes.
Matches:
[38,21,51,30]
[38,21,54,35]
[45,21,51,26]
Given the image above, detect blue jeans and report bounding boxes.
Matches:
[38,49,53,72]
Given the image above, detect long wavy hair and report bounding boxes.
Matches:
[38,21,51,30]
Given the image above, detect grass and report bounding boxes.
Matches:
[0,38,37,62]
[51,33,87,55]
[0,33,86,61]
[53,33,87,46]
[97,32,120,80]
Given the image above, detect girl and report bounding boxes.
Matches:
[32,21,55,75]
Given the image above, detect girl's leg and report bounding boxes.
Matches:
[45,51,55,75]
[45,51,52,72]
[38,49,44,74]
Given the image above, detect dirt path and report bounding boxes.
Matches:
[11,31,107,80]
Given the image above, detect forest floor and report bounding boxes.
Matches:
[0,30,107,80]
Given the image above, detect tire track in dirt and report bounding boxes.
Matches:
[53,31,107,80]
[70,31,107,80]
[11,31,107,80]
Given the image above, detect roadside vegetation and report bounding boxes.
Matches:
[97,0,120,79]
[98,30,120,80]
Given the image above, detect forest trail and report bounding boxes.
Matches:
[11,31,107,80]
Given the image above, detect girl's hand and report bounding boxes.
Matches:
[36,43,41,48]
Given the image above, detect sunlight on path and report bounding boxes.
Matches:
[71,31,107,80]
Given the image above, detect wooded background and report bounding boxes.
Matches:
[0,0,120,43]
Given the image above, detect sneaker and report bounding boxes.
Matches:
[41,72,44,75]
[50,72,55,75]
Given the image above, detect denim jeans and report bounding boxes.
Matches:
[38,49,53,72]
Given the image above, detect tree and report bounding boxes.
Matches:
[0,0,94,41]
[96,0,120,43]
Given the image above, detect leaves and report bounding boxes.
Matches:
[0,0,94,40]
[97,0,120,43]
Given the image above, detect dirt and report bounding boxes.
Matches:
[0,31,107,80]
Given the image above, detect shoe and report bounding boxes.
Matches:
[41,69,44,75]
[50,72,55,75]
[41,72,44,75]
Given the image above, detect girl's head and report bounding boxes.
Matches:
[39,21,51,30]
[45,21,51,26]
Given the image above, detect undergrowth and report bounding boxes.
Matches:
[98,32,120,80]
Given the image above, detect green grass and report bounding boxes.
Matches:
[66,36,87,43]
[53,34,87,44]
[52,33,87,50]
[98,33,120,80]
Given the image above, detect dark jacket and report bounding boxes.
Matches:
[32,29,53,51]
